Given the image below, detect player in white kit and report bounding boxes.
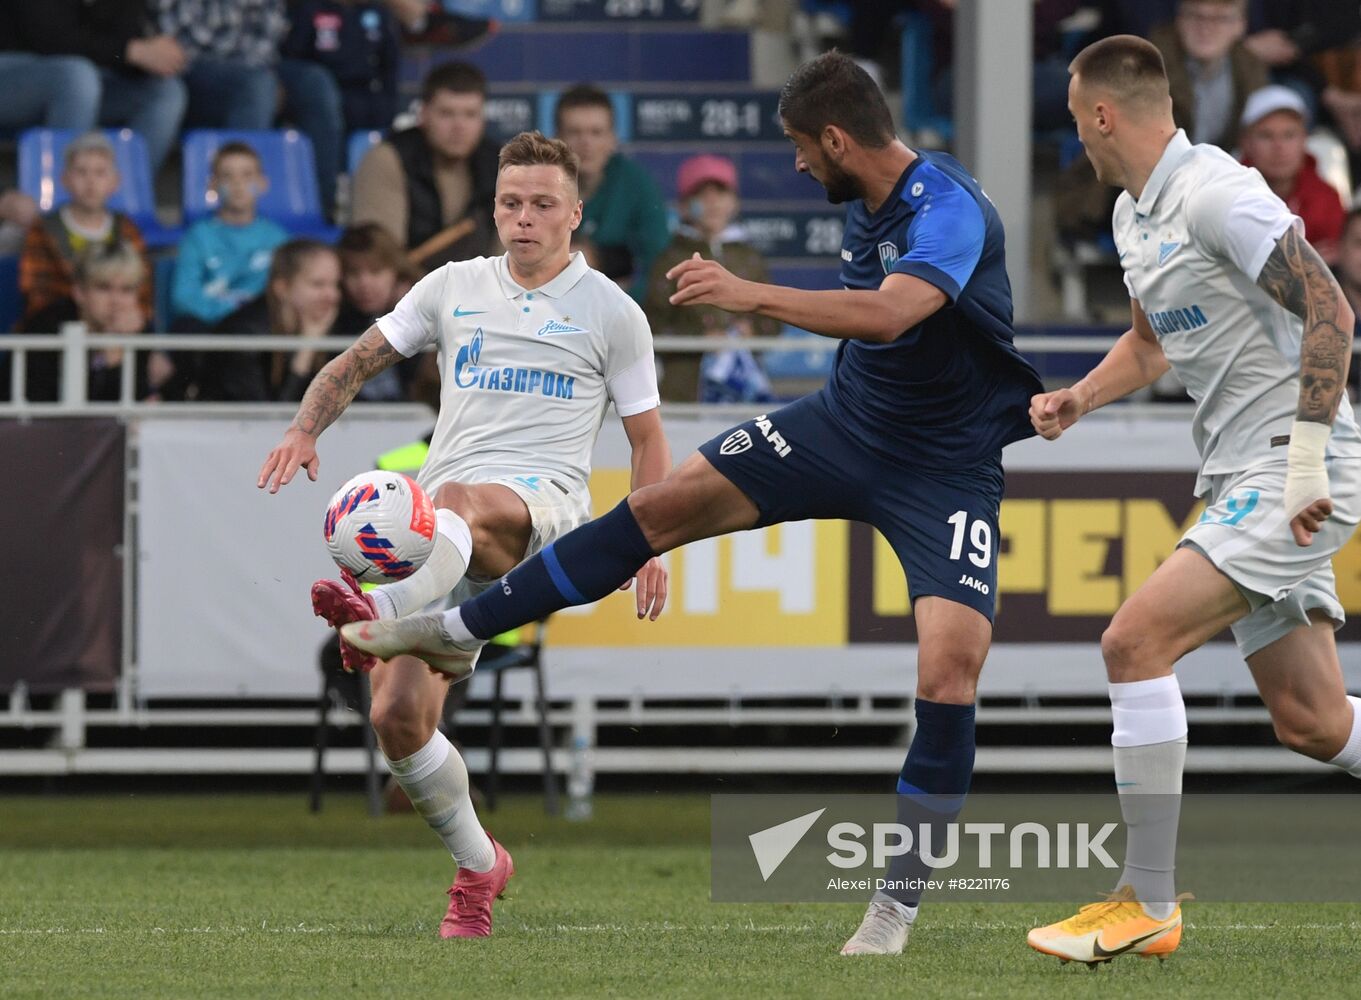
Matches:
[1026,36,1361,965]
[256,131,671,938]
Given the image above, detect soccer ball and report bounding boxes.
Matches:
[323,470,437,584]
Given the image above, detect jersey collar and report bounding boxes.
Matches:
[1135,129,1192,218]
[495,251,590,300]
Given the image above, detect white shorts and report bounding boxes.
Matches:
[1179,459,1361,657]
[447,473,592,606]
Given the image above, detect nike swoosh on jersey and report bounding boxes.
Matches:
[1091,923,1173,959]
[453,305,487,318]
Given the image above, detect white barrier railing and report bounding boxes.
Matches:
[1,323,1128,410]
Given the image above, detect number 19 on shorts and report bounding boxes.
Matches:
[946,510,993,568]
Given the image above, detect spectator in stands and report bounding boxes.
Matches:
[172,142,289,328]
[554,83,669,303]
[334,223,418,399]
[385,0,494,47]
[1240,85,1345,263]
[282,1,402,133]
[0,3,188,171]
[156,0,345,216]
[643,155,779,402]
[19,133,153,331]
[205,238,341,401]
[351,62,500,272]
[1150,0,1267,151]
[23,242,174,403]
[0,191,39,257]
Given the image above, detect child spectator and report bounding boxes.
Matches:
[171,142,289,327]
[19,132,152,329]
[204,239,342,401]
[1239,86,1345,264]
[335,222,418,399]
[23,242,174,402]
[643,154,779,402]
[282,1,402,132]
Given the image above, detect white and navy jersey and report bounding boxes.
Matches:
[1114,129,1361,495]
[376,252,659,496]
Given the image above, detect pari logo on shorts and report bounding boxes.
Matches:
[453,327,577,399]
[720,429,753,455]
[720,415,794,458]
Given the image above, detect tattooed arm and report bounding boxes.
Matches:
[1255,226,1357,544]
[1256,225,1355,423]
[256,326,405,493]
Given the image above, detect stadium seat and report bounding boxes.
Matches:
[17,128,182,248]
[761,325,835,383]
[347,129,384,177]
[181,129,340,241]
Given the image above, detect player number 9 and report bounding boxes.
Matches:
[946,510,992,568]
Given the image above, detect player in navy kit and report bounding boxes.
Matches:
[342,51,1043,955]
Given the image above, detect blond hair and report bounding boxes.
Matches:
[498,131,580,188]
[74,241,144,287]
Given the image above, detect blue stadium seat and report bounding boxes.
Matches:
[0,255,21,333]
[761,325,834,381]
[17,128,181,248]
[182,129,339,241]
[347,130,384,176]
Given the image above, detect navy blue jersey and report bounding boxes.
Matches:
[829,151,1041,469]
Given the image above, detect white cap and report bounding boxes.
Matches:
[1240,85,1310,129]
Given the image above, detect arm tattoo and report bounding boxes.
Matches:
[1256,226,1353,423]
[289,326,402,436]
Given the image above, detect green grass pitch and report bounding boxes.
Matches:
[2,793,1358,999]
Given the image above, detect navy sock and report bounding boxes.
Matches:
[882,698,977,907]
[459,499,657,640]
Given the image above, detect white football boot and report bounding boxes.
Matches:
[840,900,916,955]
[340,614,483,679]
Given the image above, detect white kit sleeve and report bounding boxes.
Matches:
[1187,174,1301,282]
[375,266,449,357]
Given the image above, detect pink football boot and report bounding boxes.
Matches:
[311,567,379,673]
[439,835,515,939]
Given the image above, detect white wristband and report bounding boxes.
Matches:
[1284,420,1331,518]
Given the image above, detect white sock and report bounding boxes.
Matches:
[1328,696,1361,777]
[441,606,477,644]
[869,891,919,922]
[372,509,473,620]
[1110,675,1187,921]
[384,730,495,872]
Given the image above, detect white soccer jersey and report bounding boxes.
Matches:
[1114,129,1361,496]
[376,252,659,496]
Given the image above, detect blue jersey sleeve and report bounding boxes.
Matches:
[891,182,985,302]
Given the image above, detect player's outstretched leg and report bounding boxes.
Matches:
[344,455,761,673]
[370,659,513,938]
[341,496,654,673]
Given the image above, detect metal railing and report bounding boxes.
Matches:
[0,322,1128,411]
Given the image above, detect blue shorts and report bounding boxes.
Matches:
[697,392,1004,621]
